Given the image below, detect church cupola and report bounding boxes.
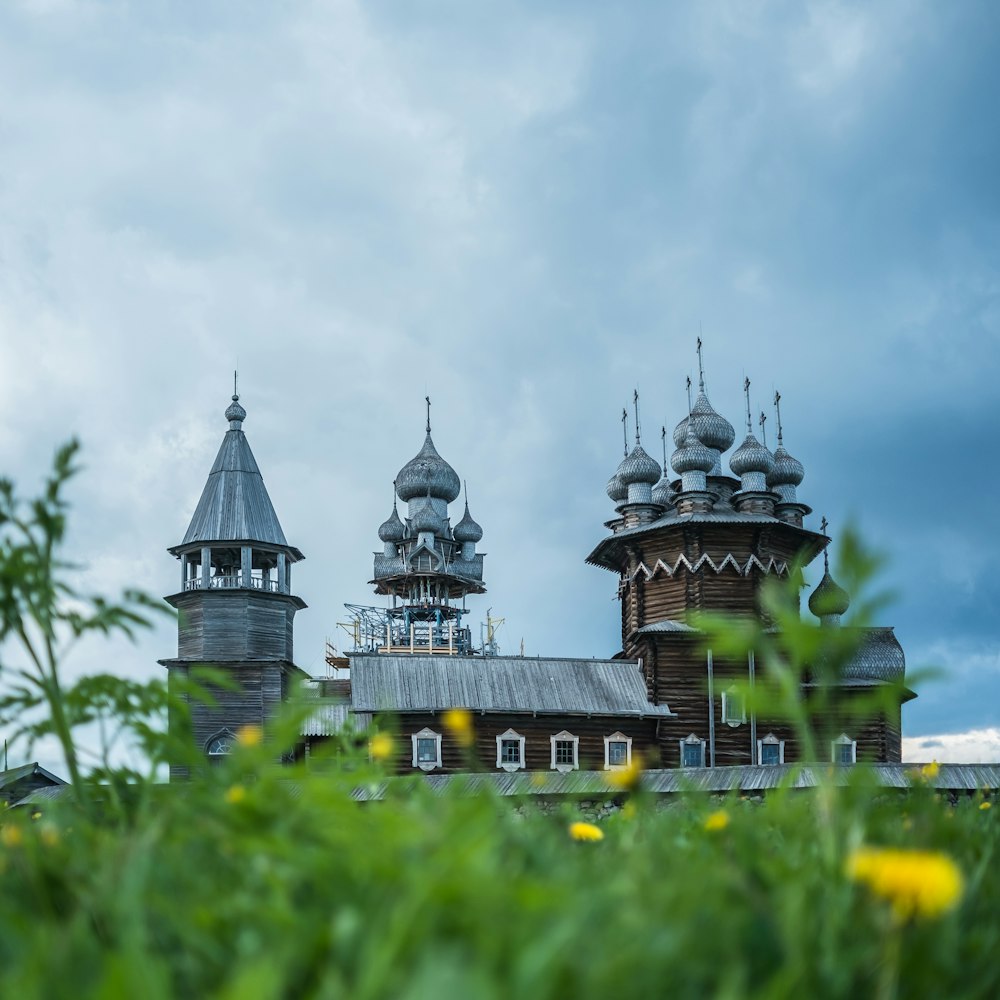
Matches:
[688,338,735,476]
[768,390,810,526]
[615,392,664,527]
[160,386,307,779]
[650,425,676,510]
[369,398,485,654]
[671,381,716,513]
[809,518,850,626]
[730,379,777,515]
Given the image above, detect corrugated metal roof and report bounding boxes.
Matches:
[349,654,675,717]
[349,762,1000,800]
[180,426,289,549]
[0,761,67,790]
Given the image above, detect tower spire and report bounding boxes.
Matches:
[743,377,752,433]
[774,390,784,445]
[425,396,431,434]
[621,407,629,456]
[233,368,239,400]
[685,375,693,413]
[633,389,641,445]
[759,410,768,448]
[661,425,667,470]
[821,515,829,572]
[696,337,706,392]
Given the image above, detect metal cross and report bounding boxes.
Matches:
[774,390,784,444]
[621,407,628,456]
[425,396,431,433]
[758,410,767,448]
[743,377,752,432]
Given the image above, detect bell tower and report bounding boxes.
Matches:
[160,392,306,778]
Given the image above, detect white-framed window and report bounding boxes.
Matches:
[721,687,746,728]
[831,733,857,765]
[206,728,236,763]
[757,733,785,766]
[679,733,706,768]
[549,731,579,772]
[496,728,526,772]
[604,732,633,770]
[411,727,442,771]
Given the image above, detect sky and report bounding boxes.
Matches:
[1,0,999,771]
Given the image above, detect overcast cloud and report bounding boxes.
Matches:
[2,0,999,771]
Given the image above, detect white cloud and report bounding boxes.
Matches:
[903,728,1000,764]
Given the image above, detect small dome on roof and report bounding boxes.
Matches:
[730,434,775,478]
[225,395,246,425]
[378,503,406,543]
[651,475,675,507]
[809,570,851,618]
[606,470,628,503]
[672,423,714,475]
[396,432,461,503]
[410,494,443,535]
[619,444,661,486]
[453,501,483,543]
[689,392,735,453]
[768,443,805,489]
[672,415,690,448]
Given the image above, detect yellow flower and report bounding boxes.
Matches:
[442,708,474,747]
[704,810,730,832]
[980,801,991,811]
[569,821,604,842]
[530,772,548,788]
[225,784,247,805]
[369,732,395,762]
[846,847,963,921]
[605,755,643,792]
[1,825,24,848]
[920,761,940,780]
[237,724,263,748]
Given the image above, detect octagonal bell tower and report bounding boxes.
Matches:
[160,392,306,778]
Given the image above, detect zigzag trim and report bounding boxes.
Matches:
[626,553,789,582]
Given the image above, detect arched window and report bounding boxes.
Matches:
[206,729,236,763]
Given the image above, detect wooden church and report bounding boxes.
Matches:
[160,346,909,779]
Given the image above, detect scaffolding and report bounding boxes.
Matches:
[336,603,505,656]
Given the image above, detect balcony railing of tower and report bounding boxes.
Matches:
[184,574,281,592]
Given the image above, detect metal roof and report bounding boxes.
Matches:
[178,407,291,551]
[301,702,373,736]
[349,762,1000,800]
[636,619,699,634]
[349,653,675,718]
[0,761,67,791]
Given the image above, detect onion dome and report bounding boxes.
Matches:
[671,423,714,475]
[809,570,851,618]
[410,494,443,535]
[672,415,690,448]
[606,470,628,504]
[651,475,675,507]
[396,432,461,503]
[619,444,661,486]
[768,444,804,490]
[689,392,735,453]
[378,502,406,543]
[729,434,774,478]
[453,501,483,543]
[226,395,247,427]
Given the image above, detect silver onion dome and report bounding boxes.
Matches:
[618,444,661,486]
[729,433,775,477]
[689,392,735,453]
[671,424,714,474]
[410,494,443,535]
[225,395,247,427]
[768,444,805,489]
[606,470,628,504]
[651,475,675,507]
[378,504,406,543]
[396,432,461,503]
[672,415,689,448]
[809,570,851,618]
[453,501,483,543]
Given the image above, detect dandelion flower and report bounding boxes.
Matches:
[442,708,474,747]
[846,847,963,921]
[569,821,604,842]
[920,761,940,780]
[704,810,730,832]
[237,724,263,748]
[606,755,643,792]
[369,732,395,762]
[1,825,23,848]
[225,785,247,805]
[980,801,991,811]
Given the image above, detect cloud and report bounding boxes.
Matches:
[903,728,1000,764]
